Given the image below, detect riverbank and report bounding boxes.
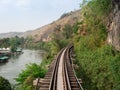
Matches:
[0,49,44,85]
[0,48,23,63]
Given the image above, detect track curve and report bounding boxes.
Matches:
[34,45,83,90]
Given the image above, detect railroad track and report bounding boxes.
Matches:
[33,45,83,90]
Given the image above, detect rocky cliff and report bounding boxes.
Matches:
[107,0,120,51]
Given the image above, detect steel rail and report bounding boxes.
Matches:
[63,47,71,90]
[68,45,84,90]
[49,48,65,90]
[36,45,84,90]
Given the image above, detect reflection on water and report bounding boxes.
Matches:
[0,49,44,84]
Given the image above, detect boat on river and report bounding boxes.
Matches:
[0,56,9,63]
[16,48,23,55]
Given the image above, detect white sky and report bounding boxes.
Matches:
[0,0,82,33]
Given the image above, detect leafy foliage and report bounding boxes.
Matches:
[0,36,25,52]
[0,76,12,90]
[81,0,112,36]
[15,63,47,90]
[74,37,120,89]
[0,38,10,48]
[72,0,120,90]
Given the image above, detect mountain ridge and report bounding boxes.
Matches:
[0,9,81,41]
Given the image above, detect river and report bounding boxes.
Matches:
[0,49,44,84]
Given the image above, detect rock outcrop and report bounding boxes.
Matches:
[107,0,120,51]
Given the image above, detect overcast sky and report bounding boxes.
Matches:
[0,0,82,33]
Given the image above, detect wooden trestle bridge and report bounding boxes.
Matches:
[33,45,84,90]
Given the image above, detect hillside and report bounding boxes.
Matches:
[0,10,81,41]
[0,32,23,38]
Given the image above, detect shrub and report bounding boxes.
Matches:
[16,63,47,84]
[0,76,12,90]
[15,63,47,89]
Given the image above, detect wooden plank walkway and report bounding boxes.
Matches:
[57,49,66,90]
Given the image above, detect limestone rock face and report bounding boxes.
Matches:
[107,0,120,51]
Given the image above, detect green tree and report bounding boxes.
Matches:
[62,24,73,39]
[0,38,10,48]
[10,37,18,52]
[0,76,12,90]
[15,63,47,90]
